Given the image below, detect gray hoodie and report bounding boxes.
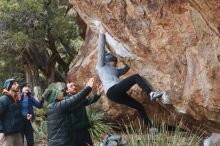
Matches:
[96,34,129,93]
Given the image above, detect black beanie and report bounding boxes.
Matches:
[105,53,117,63]
[20,82,28,91]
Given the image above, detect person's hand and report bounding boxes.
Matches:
[118,57,127,65]
[86,78,94,88]
[122,62,128,67]
[27,114,33,121]
[42,89,49,98]
[97,85,104,95]
[0,133,5,144]
[99,25,106,34]
[39,95,44,101]
[22,92,27,96]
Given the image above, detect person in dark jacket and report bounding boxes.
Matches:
[0,79,23,146]
[65,82,103,146]
[96,26,164,132]
[19,82,44,146]
[45,78,95,146]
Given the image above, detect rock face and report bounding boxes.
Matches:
[68,0,220,132]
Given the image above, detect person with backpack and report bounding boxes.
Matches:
[19,82,44,146]
[96,26,164,130]
[0,79,23,146]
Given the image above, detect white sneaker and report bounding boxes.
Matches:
[150,92,163,101]
[161,92,170,104]
[149,127,159,134]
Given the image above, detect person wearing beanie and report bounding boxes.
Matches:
[65,82,103,146]
[105,53,118,63]
[44,89,59,103]
[46,78,95,146]
[0,78,24,146]
[96,26,164,132]
[3,79,16,90]
[19,82,44,146]
[3,78,19,102]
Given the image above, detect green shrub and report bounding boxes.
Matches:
[87,108,116,141]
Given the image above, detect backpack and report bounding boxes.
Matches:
[100,134,122,146]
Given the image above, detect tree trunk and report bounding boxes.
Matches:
[22,50,40,90]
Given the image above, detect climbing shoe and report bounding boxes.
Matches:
[150,92,163,101]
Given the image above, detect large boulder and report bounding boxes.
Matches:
[68,0,220,132]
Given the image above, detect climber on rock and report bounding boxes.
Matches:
[96,25,164,132]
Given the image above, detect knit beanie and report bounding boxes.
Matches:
[20,81,28,92]
[48,82,65,91]
[43,89,59,103]
[105,53,117,63]
[3,79,16,90]
[43,82,66,103]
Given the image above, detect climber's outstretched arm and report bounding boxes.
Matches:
[96,26,106,69]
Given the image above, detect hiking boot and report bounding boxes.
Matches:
[150,92,163,101]
[149,127,159,134]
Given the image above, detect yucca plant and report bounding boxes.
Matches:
[87,108,117,141]
[122,116,205,146]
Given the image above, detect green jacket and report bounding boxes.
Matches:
[65,93,101,129]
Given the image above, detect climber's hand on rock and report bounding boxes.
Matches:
[118,57,128,64]
[99,25,106,34]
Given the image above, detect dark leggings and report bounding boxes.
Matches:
[107,74,153,127]
[22,118,34,146]
[71,128,93,146]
